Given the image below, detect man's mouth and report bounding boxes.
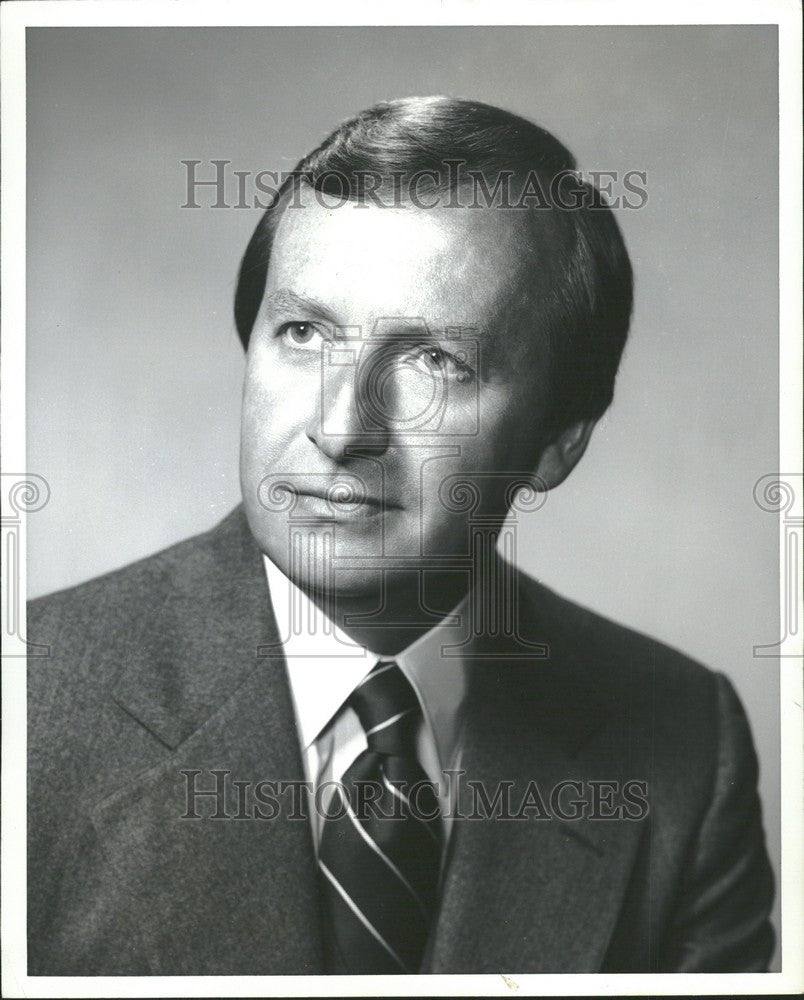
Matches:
[281,481,400,518]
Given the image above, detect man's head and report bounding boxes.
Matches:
[236,96,632,596]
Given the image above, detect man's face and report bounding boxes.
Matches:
[240,188,557,596]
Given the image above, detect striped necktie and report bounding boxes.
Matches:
[318,660,443,974]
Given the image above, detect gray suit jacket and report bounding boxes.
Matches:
[27,506,774,974]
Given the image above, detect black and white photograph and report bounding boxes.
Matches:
[1,1,801,996]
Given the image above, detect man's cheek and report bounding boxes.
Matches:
[243,377,292,441]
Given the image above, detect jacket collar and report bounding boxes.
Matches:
[111,506,275,749]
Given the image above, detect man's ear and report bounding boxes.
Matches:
[533,418,597,490]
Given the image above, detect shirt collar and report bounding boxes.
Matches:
[263,554,374,750]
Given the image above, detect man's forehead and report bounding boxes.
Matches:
[266,192,541,338]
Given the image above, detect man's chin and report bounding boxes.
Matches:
[254,531,381,599]
[281,561,386,606]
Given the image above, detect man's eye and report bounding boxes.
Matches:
[421,347,448,371]
[410,345,473,382]
[278,322,322,348]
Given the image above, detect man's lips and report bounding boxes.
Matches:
[282,483,401,512]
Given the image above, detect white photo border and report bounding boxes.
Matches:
[2,1,801,996]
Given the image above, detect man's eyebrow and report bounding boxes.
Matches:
[262,288,338,324]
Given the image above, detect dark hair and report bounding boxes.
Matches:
[234,96,633,433]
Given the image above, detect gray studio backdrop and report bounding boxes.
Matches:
[26,26,780,964]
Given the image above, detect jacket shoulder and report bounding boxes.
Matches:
[26,506,253,738]
[512,570,762,835]
[517,568,719,699]
[510,567,740,781]
[29,516,224,636]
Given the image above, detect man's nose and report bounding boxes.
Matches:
[306,351,390,461]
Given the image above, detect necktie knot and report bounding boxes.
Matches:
[350,660,420,756]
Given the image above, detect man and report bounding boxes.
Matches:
[27,96,774,975]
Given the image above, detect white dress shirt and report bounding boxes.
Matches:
[263,555,470,850]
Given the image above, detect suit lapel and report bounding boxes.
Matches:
[92,508,323,974]
[425,580,646,973]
